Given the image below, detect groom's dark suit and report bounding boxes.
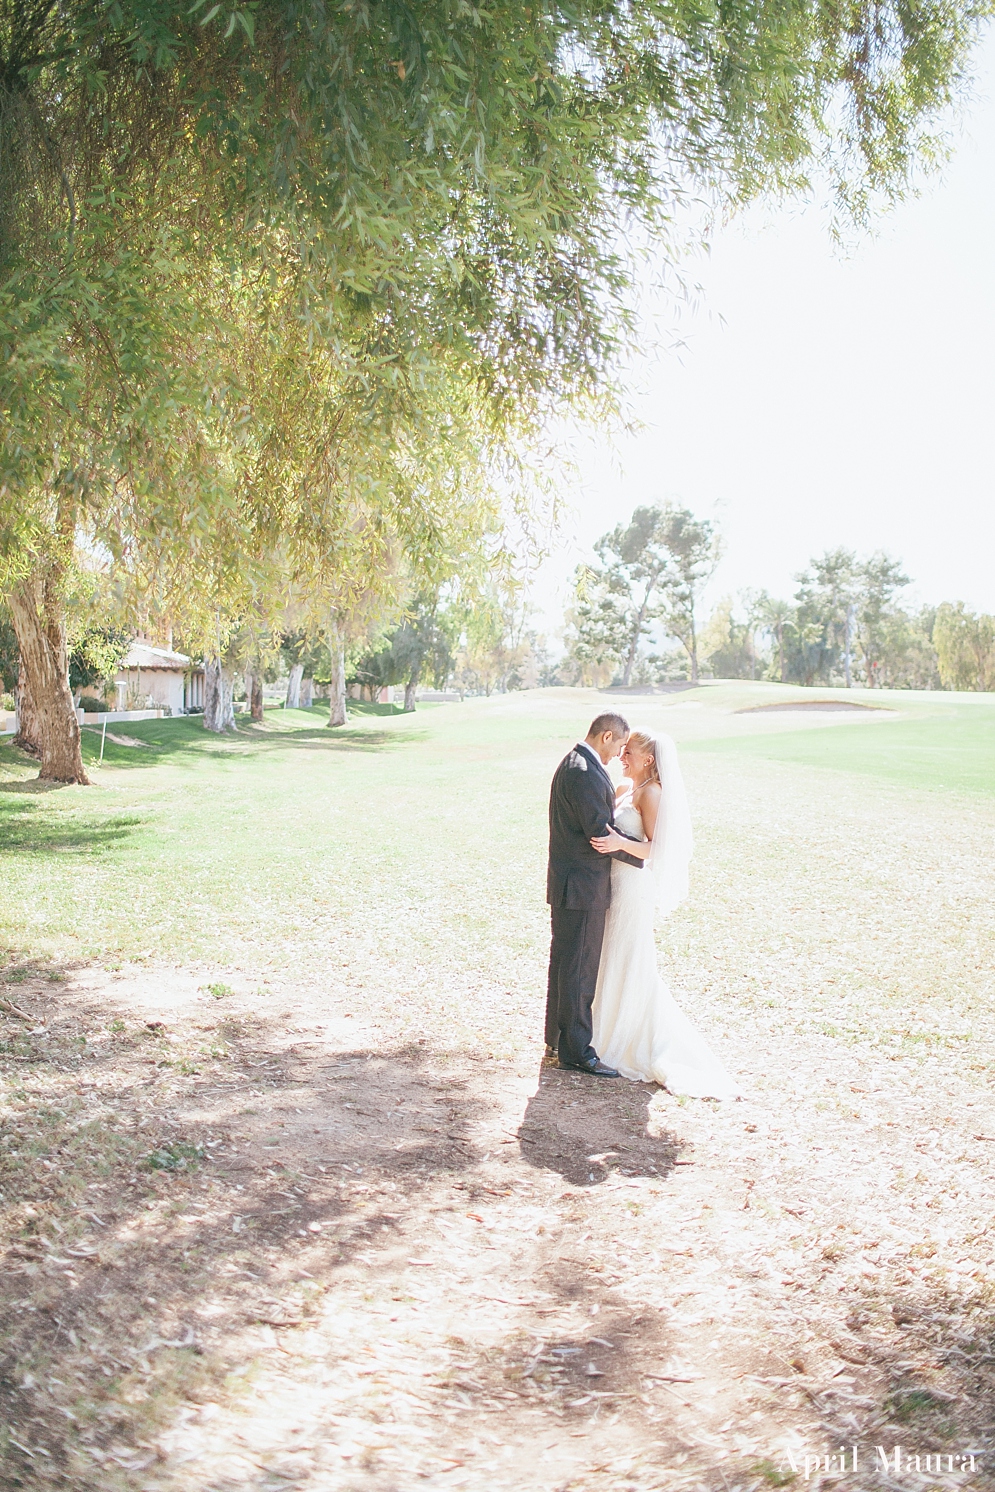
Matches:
[545,742,643,1067]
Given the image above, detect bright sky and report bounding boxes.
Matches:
[530,27,995,644]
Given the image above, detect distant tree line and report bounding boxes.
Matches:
[248,521,995,700]
[559,507,995,692]
[9,507,988,717]
[348,578,556,708]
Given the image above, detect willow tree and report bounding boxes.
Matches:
[1,0,989,778]
[159,247,513,731]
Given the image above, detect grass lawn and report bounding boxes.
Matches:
[2,683,992,971]
[2,683,995,1490]
[683,688,995,797]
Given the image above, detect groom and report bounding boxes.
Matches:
[545,712,644,1076]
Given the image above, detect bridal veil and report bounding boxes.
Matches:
[647,733,693,916]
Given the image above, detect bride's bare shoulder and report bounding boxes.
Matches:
[633,779,662,804]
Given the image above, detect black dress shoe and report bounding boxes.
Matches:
[562,1057,619,1078]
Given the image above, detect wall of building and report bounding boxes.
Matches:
[114,669,185,715]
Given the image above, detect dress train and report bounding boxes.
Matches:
[592,801,740,1100]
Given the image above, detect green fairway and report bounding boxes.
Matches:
[2,685,993,973]
[683,695,995,796]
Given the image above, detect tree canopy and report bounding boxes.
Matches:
[1,0,990,775]
[567,504,719,685]
[934,604,995,691]
[688,552,944,690]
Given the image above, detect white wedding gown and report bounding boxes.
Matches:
[592,799,741,1099]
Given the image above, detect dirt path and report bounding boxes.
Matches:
[3,952,995,1492]
[3,744,995,1491]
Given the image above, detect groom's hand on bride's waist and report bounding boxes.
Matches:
[589,821,645,871]
[590,829,622,854]
[591,827,643,855]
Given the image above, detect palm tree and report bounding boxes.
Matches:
[753,593,796,683]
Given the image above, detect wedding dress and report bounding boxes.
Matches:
[592,791,741,1100]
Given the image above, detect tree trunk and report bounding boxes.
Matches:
[14,659,41,758]
[403,642,426,712]
[328,623,347,727]
[203,658,236,732]
[8,568,89,784]
[300,677,313,710]
[285,662,303,709]
[622,590,652,687]
[621,637,637,688]
[250,673,264,722]
[843,604,855,688]
[689,612,699,685]
[778,623,786,683]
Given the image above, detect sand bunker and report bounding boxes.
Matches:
[735,699,892,714]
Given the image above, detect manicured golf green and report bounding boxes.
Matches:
[683,697,995,797]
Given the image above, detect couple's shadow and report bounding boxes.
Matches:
[518,1061,685,1186]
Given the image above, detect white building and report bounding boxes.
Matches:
[114,641,191,716]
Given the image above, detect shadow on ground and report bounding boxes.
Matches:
[518,1062,683,1185]
[1,715,421,790]
[69,716,420,771]
[448,1298,675,1429]
[0,774,64,797]
[781,1284,995,1481]
[0,795,147,853]
[0,973,490,1487]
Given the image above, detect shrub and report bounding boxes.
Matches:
[79,695,107,713]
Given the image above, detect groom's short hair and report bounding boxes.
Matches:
[587,712,629,740]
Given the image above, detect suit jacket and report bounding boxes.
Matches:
[546,742,643,913]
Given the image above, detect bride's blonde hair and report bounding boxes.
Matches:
[626,730,660,786]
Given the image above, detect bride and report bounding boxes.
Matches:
[590,730,740,1100]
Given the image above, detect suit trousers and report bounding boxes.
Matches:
[545,904,607,1067]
